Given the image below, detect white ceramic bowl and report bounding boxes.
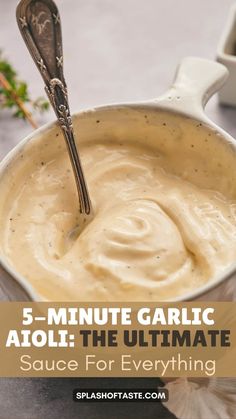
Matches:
[0,56,236,302]
[217,4,236,106]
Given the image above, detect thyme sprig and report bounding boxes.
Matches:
[0,51,49,128]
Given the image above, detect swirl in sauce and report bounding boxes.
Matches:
[1,141,236,301]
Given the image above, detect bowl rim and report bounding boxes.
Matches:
[1,101,236,302]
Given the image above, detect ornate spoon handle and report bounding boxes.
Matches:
[16,0,92,216]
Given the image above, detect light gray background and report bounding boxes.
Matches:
[1,0,236,161]
[0,0,236,418]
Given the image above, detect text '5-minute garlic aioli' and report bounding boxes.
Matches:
[1,109,236,301]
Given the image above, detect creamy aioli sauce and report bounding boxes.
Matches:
[2,106,236,303]
[1,131,236,302]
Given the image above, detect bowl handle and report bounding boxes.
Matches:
[152,57,228,120]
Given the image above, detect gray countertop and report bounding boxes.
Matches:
[1,0,236,418]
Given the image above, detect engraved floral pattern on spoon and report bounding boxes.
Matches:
[31,12,50,35]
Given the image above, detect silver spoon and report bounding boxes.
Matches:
[16,0,92,220]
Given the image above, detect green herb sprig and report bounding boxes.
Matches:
[0,51,49,128]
